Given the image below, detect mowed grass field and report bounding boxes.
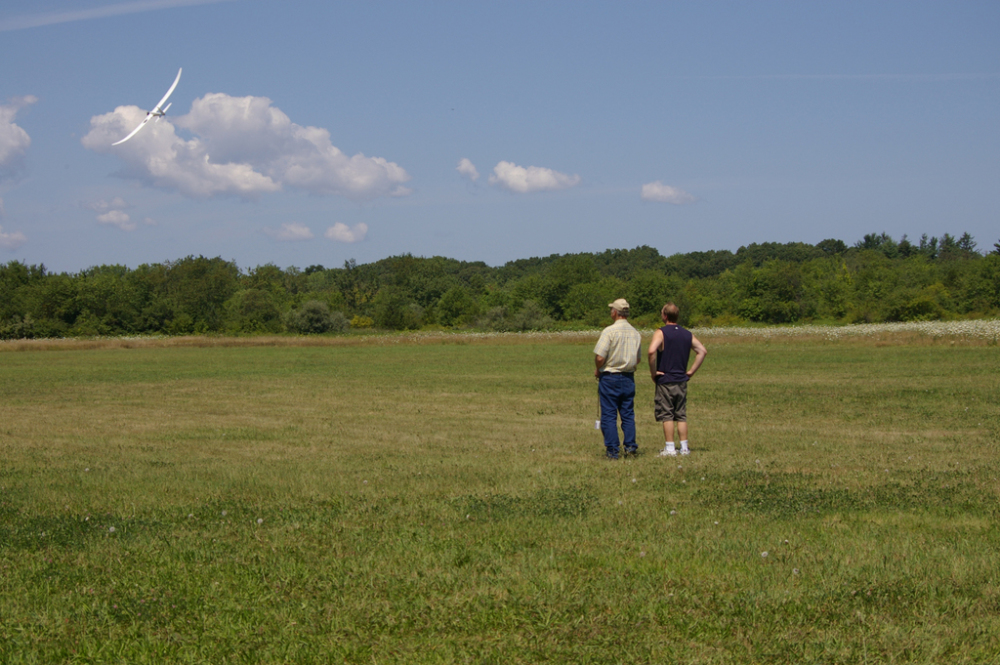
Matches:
[1,332,998,664]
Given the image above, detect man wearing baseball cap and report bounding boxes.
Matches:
[593,298,643,459]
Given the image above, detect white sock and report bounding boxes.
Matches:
[680,440,689,451]
[665,441,676,450]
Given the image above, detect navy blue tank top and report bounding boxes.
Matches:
[656,325,693,384]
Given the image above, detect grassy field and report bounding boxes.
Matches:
[1,331,998,663]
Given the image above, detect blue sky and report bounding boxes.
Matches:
[1,0,997,272]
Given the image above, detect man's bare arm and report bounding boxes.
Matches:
[595,354,606,377]
[686,335,708,377]
[647,329,663,382]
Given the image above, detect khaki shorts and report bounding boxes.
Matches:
[654,382,687,422]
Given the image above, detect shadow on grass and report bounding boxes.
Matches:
[456,486,598,521]
[695,469,995,518]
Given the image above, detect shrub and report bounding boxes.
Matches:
[476,306,510,332]
[475,302,555,332]
[286,300,349,334]
[68,310,110,337]
[509,300,554,331]
[0,314,35,340]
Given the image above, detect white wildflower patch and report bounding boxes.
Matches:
[317,319,1000,345]
[687,319,1000,342]
[5,319,998,347]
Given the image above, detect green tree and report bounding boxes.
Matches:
[737,260,803,324]
[625,270,679,320]
[561,277,626,326]
[508,274,559,317]
[889,283,950,321]
[544,254,599,318]
[980,254,1000,310]
[0,261,46,322]
[663,250,739,279]
[736,241,825,265]
[74,265,142,333]
[373,286,422,330]
[436,286,479,327]
[27,273,79,337]
[815,238,848,256]
[937,233,960,261]
[855,232,899,259]
[917,234,939,260]
[801,258,852,320]
[223,289,284,333]
[244,264,291,297]
[593,245,668,280]
[162,256,241,332]
[847,252,897,322]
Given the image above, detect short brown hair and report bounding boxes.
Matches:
[661,302,679,323]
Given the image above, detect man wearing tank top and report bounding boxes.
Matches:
[647,302,708,456]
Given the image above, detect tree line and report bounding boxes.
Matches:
[2,232,999,339]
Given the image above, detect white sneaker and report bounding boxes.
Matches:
[659,447,678,457]
[680,448,690,455]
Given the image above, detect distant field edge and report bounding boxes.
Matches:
[2,319,998,353]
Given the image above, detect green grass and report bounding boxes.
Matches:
[1,334,999,663]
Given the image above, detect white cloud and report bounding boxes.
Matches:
[325,222,368,243]
[0,0,237,32]
[85,197,137,230]
[84,197,129,213]
[0,96,36,180]
[641,181,695,204]
[97,209,136,231]
[488,161,580,193]
[82,93,411,201]
[81,105,280,199]
[267,222,314,241]
[0,224,27,250]
[456,158,479,181]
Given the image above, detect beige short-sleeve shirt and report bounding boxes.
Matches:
[594,318,642,373]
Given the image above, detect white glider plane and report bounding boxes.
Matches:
[112,67,182,146]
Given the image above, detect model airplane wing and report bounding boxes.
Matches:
[112,68,183,146]
[153,68,182,113]
[112,114,154,146]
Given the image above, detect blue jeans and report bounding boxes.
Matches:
[598,372,636,457]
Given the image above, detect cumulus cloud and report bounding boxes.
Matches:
[641,181,695,204]
[266,222,314,241]
[0,96,36,180]
[0,224,27,250]
[85,197,137,230]
[488,161,580,193]
[456,158,479,181]
[325,222,368,243]
[82,93,411,201]
[97,209,136,231]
